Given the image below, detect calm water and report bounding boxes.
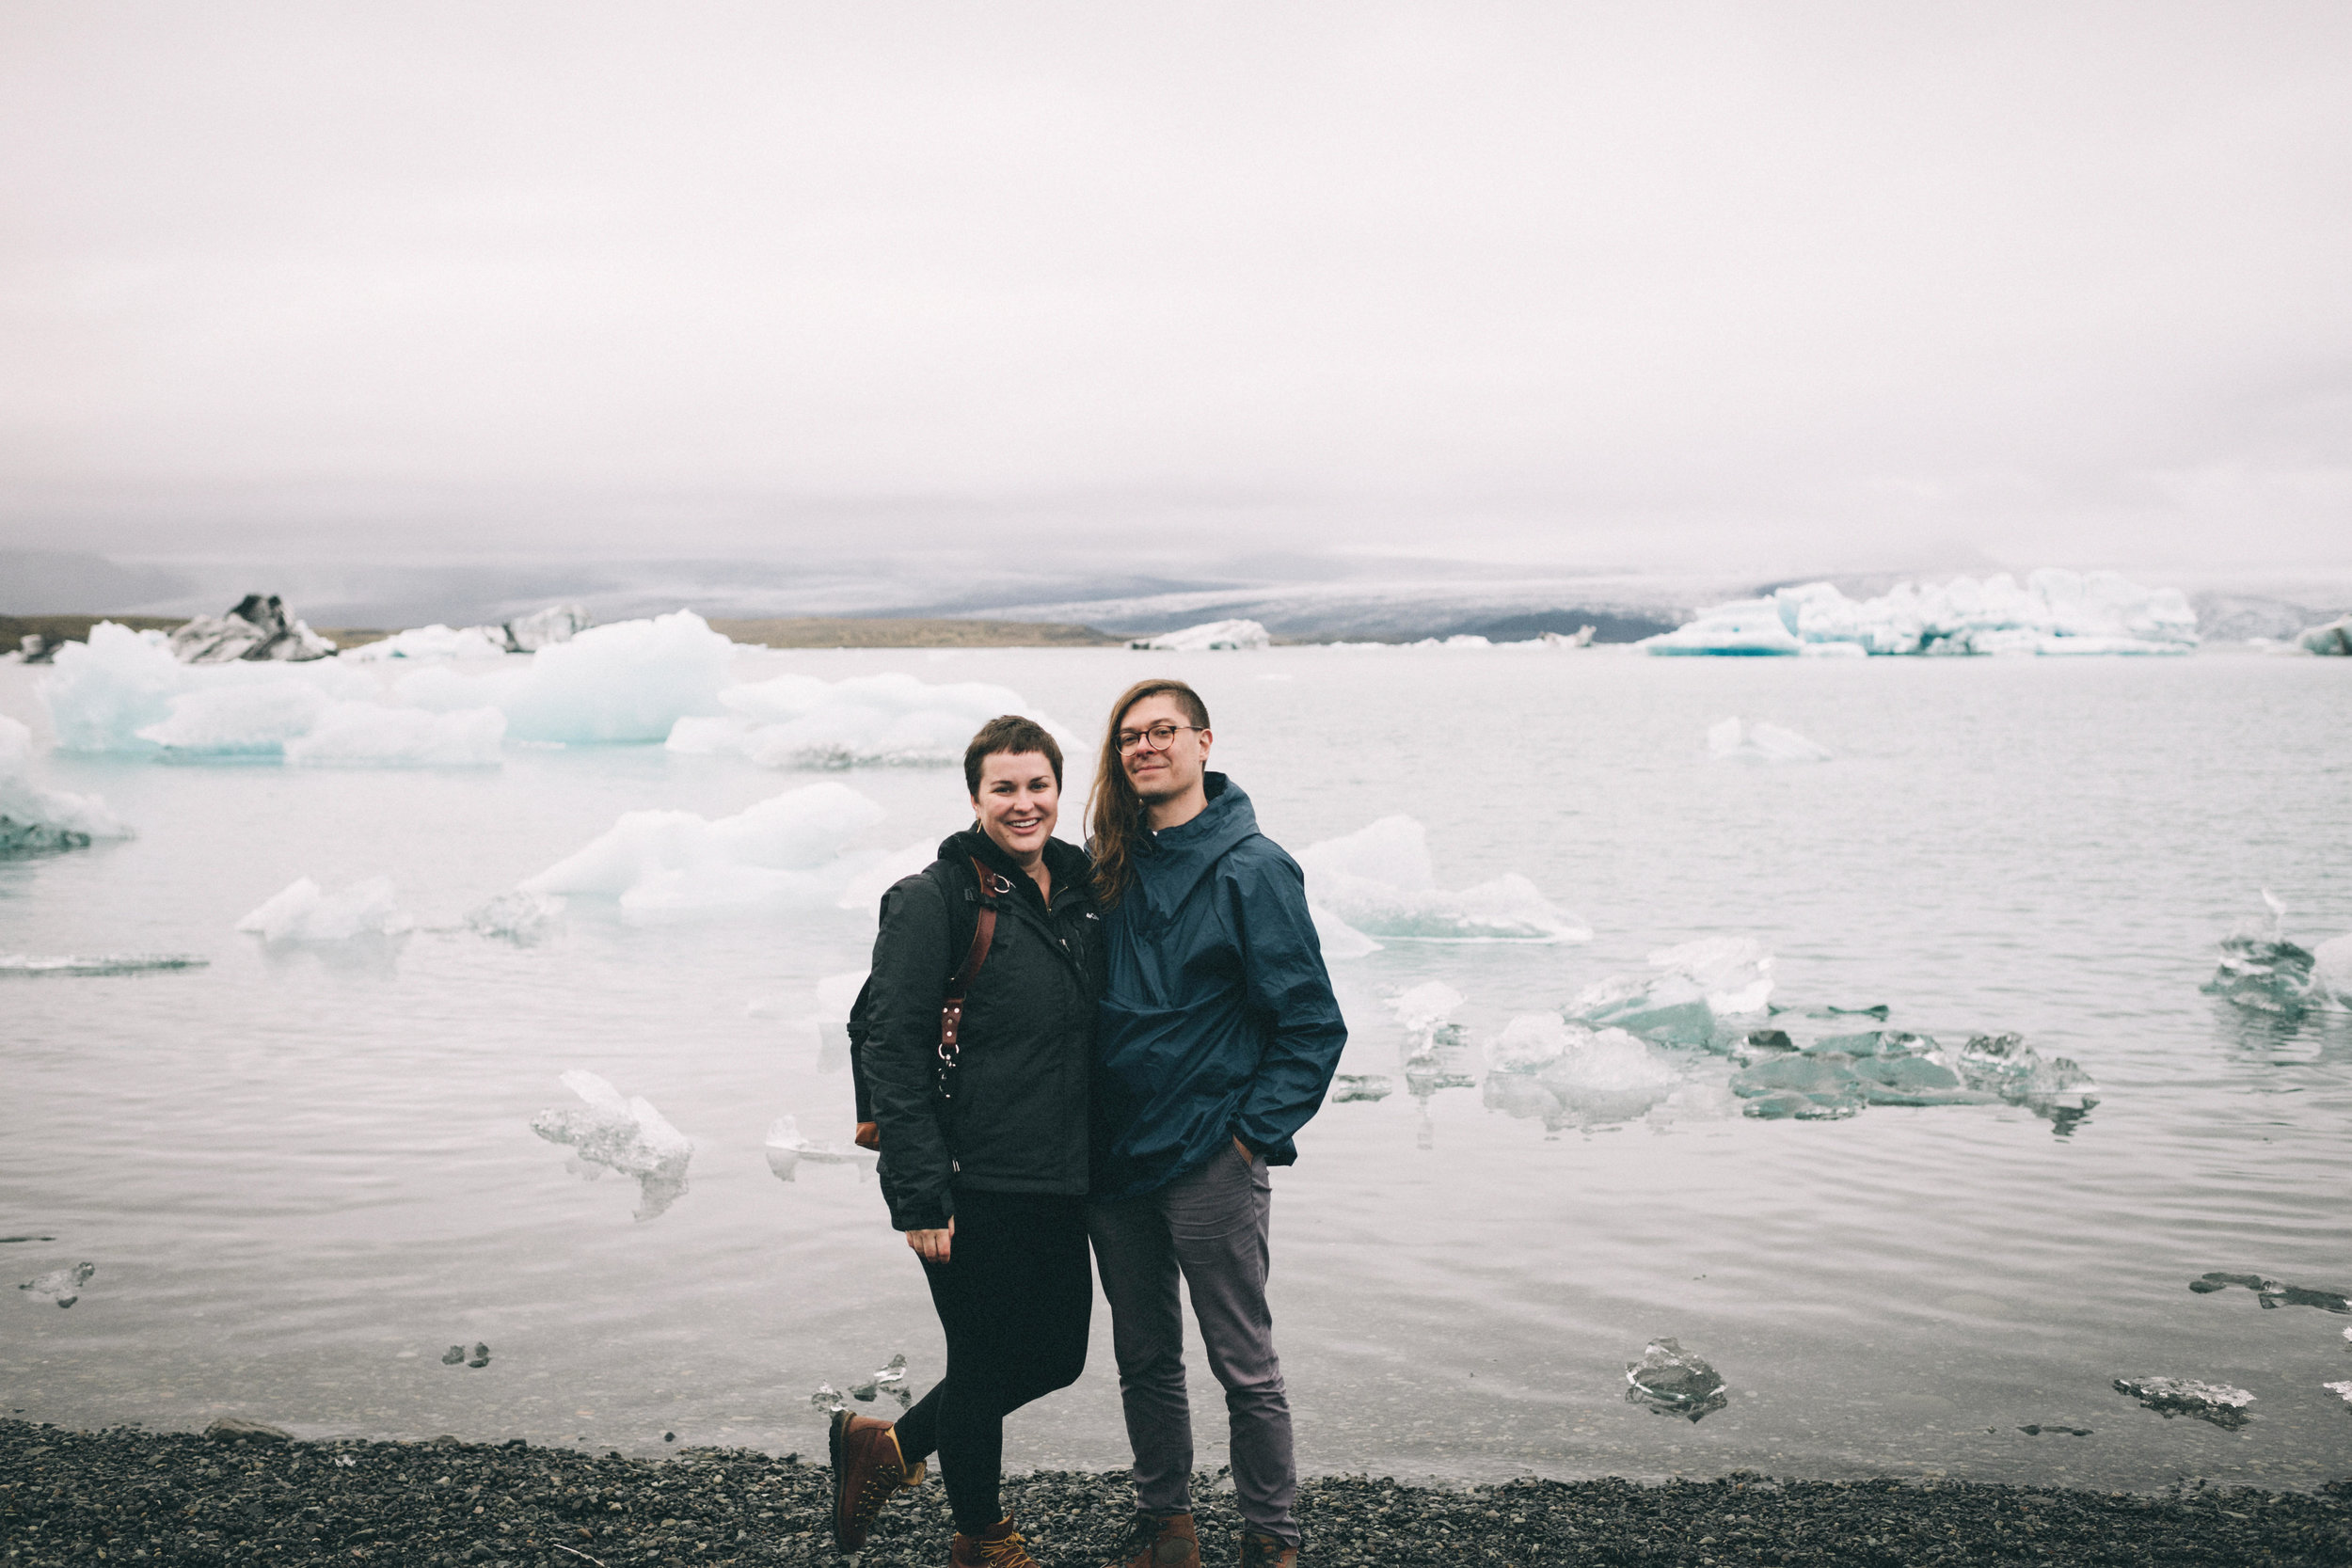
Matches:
[4,645,2349,1490]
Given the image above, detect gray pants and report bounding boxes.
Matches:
[1087,1145,1297,1545]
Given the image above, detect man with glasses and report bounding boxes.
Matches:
[1082,679,1346,1568]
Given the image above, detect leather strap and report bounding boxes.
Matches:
[937,856,1009,1096]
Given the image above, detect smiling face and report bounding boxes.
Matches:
[971,750,1060,865]
[1118,691,1213,812]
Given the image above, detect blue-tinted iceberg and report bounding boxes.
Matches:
[2296,614,2351,656]
[41,623,379,754]
[522,781,887,916]
[1644,570,2198,657]
[669,670,1067,769]
[0,715,131,855]
[402,610,733,743]
[1299,816,1589,942]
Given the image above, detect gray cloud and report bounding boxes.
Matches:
[3,2,2348,577]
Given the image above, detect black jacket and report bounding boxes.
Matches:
[859,828,1102,1232]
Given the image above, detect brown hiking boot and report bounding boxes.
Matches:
[830,1408,923,1551]
[951,1515,1042,1568]
[1105,1511,1199,1568]
[1238,1531,1297,1568]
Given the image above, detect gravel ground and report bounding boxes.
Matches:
[4,1418,2348,1567]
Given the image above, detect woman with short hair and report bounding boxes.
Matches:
[831,715,1104,1568]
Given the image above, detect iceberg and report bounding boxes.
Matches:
[0,715,132,855]
[1298,816,1589,942]
[1729,1053,1867,1118]
[1706,717,1831,763]
[166,594,336,663]
[464,890,565,943]
[2203,896,2351,1015]
[1125,619,1270,651]
[670,670,1066,770]
[1386,982,1477,1112]
[837,837,941,913]
[2296,613,2352,656]
[341,623,514,662]
[1309,903,1380,958]
[531,1069,694,1220]
[521,781,887,916]
[0,953,206,977]
[762,1114,876,1181]
[1624,1338,1728,1421]
[282,704,505,767]
[2111,1376,2253,1430]
[1482,1016,1678,1129]
[1644,570,2199,657]
[1646,937,1775,1014]
[401,609,734,743]
[1569,939,1772,1044]
[234,876,412,943]
[18,1261,95,1308]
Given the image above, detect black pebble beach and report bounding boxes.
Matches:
[4,1418,2347,1567]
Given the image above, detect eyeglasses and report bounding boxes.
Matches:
[1115,722,1202,753]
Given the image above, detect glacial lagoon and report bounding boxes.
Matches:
[3,640,2349,1491]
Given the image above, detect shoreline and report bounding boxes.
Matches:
[5,1419,2346,1566]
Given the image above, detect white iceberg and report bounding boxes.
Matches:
[1387,980,1466,1043]
[1298,816,1589,942]
[234,876,413,942]
[1482,1016,1678,1129]
[1644,570,2199,657]
[341,624,515,662]
[531,1069,694,1220]
[671,670,1066,770]
[1646,937,1775,1014]
[521,781,887,915]
[136,681,336,757]
[0,715,132,855]
[1309,903,1380,958]
[1706,718,1831,763]
[40,623,380,754]
[400,609,734,743]
[1125,618,1270,651]
[282,704,506,767]
[836,836,944,913]
[1569,938,1774,1043]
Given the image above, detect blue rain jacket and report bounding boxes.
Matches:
[1092,773,1348,1200]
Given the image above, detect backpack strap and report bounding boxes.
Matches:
[935,856,1009,1098]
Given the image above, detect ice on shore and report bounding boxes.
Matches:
[1126,619,1270,651]
[531,1070,694,1220]
[1482,1016,1679,1129]
[1644,570,2199,657]
[18,1261,95,1308]
[1707,718,1831,763]
[671,670,1064,770]
[1299,816,1589,942]
[464,890,565,943]
[2112,1375,2253,1429]
[1,715,131,855]
[762,1114,876,1181]
[522,782,887,916]
[404,610,734,743]
[1625,1338,1728,1421]
[235,876,413,943]
[2186,1273,2351,1314]
[0,953,207,976]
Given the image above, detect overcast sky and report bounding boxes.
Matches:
[3,2,2347,581]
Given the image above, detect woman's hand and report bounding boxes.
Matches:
[906,1219,955,1263]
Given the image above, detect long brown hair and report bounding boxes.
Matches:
[1087,677,1212,908]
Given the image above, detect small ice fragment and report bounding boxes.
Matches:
[1388,981,1465,1039]
[849,1377,879,1402]
[531,1070,695,1220]
[1569,972,1713,1046]
[465,890,565,943]
[18,1261,94,1307]
[1808,1004,1890,1021]
[2185,1273,2351,1314]
[441,1345,465,1365]
[1706,718,1831,762]
[1729,1054,1866,1118]
[763,1115,876,1182]
[469,1342,490,1369]
[1624,1338,1728,1421]
[0,953,207,977]
[2112,1376,2254,1429]
[1645,937,1774,1014]
[235,876,413,943]
[808,1383,846,1414]
[1482,1018,1678,1130]
[1329,1074,1394,1103]
[873,1353,908,1389]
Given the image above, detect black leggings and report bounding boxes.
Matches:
[895,1188,1092,1531]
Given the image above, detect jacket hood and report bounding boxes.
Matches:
[1129,773,1258,916]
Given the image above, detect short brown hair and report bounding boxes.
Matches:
[1086,679,1212,907]
[963,715,1064,796]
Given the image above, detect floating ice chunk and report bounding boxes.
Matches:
[1643,600,1804,657]
[1848,1053,1997,1107]
[283,704,505,767]
[464,890,565,943]
[1310,903,1380,958]
[1329,1074,1394,1102]
[2309,934,2352,1010]
[522,782,887,916]
[1387,981,1465,1040]
[1570,973,1711,1046]
[1729,1053,1865,1118]
[849,1353,911,1406]
[1955,1033,2099,1115]
[235,876,412,942]
[342,624,515,662]
[1484,1017,1679,1129]
[0,715,132,855]
[135,681,334,757]
[2185,1273,2351,1314]
[671,670,1069,770]
[532,1069,694,1220]
[18,1261,95,1308]
[1624,1338,1727,1420]
[1646,938,1774,1014]
[0,953,206,976]
[2201,933,2315,1014]
[762,1115,876,1181]
[402,610,734,744]
[808,1383,846,1414]
[1125,619,1270,651]
[2295,614,2352,656]
[837,836,943,912]
[2112,1376,2253,1429]
[1706,718,1831,763]
[1299,816,1588,942]
[40,623,381,754]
